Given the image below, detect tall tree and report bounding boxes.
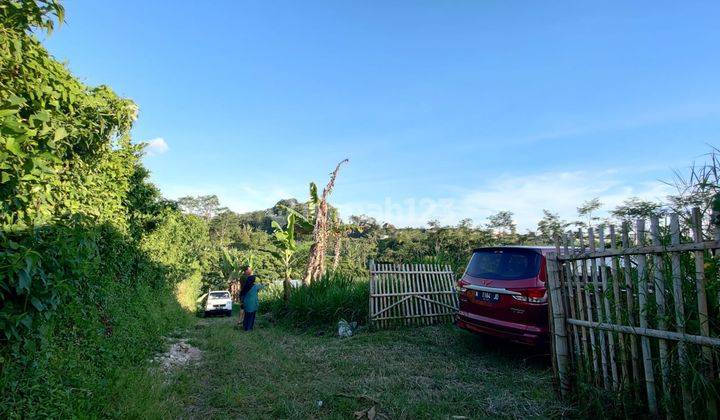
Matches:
[537,210,567,243]
[177,195,224,219]
[486,210,517,244]
[576,198,603,228]
[611,197,664,221]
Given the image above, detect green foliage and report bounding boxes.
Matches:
[610,197,664,221]
[486,210,518,243]
[577,197,603,227]
[177,194,223,219]
[537,209,568,243]
[0,0,64,33]
[0,4,211,416]
[1,12,141,344]
[262,274,369,327]
[271,212,297,280]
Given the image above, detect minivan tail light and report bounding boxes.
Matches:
[510,288,547,304]
[457,279,469,293]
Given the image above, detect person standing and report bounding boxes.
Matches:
[239,267,265,331]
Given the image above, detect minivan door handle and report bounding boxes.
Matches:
[465,285,521,295]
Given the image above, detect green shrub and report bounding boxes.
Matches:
[261,274,369,327]
[0,3,208,416]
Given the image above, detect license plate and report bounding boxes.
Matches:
[475,291,500,303]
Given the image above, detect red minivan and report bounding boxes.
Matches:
[455,246,555,346]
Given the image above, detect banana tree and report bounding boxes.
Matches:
[271,212,306,301]
[218,248,252,301]
[303,159,348,284]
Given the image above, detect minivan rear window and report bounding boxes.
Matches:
[465,248,541,280]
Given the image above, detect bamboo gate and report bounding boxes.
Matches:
[368,261,458,328]
[548,208,720,417]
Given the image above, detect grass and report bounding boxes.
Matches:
[0,280,194,419]
[158,310,572,419]
[262,274,370,327]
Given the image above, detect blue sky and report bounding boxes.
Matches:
[44,1,720,230]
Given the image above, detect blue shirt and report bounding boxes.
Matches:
[242,283,265,313]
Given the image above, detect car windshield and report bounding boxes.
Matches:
[209,292,230,299]
[465,248,541,280]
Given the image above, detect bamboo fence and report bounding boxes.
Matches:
[368,261,458,328]
[548,208,720,417]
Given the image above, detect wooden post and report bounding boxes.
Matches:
[670,213,693,418]
[547,253,571,397]
[563,234,581,363]
[369,259,376,328]
[419,263,430,326]
[400,264,410,326]
[579,229,600,379]
[622,222,642,396]
[691,207,717,417]
[380,263,388,329]
[570,232,591,369]
[649,216,671,413]
[589,227,610,390]
[599,226,619,389]
[635,219,658,416]
[609,225,629,388]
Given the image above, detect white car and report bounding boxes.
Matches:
[204,290,233,317]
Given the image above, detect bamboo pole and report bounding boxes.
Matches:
[568,319,720,346]
[400,264,411,326]
[563,234,581,363]
[649,216,671,413]
[371,291,456,297]
[599,226,619,389]
[589,228,611,390]
[375,264,382,328]
[570,232,591,368]
[427,263,437,325]
[409,264,418,325]
[438,266,450,322]
[609,225,629,388]
[421,263,431,325]
[691,207,717,417]
[670,213,693,419]
[373,312,457,321]
[426,264,437,324]
[622,222,642,396]
[417,264,430,325]
[446,265,457,322]
[439,264,449,323]
[440,265,449,323]
[381,264,390,329]
[547,253,571,397]
[449,264,459,312]
[425,264,435,324]
[579,229,600,379]
[557,240,720,260]
[635,219,658,416]
[390,264,399,327]
[369,260,376,327]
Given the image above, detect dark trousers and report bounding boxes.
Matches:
[243,311,257,331]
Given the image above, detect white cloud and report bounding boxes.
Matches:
[335,169,675,231]
[144,137,169,156]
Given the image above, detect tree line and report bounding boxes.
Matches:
[181,160,713,290]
